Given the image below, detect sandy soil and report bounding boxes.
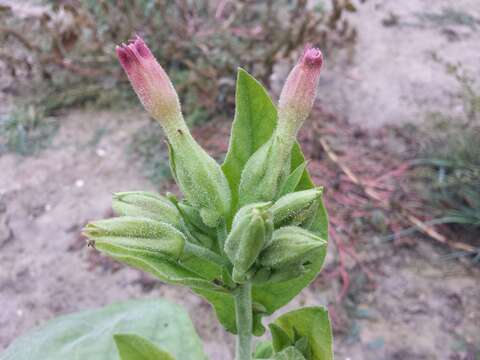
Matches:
[1,1,480,360]
[318,0,480,127]
[1,109,479,360]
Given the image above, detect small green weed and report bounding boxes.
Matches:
[0,105,58,156]
[417,62,480,230]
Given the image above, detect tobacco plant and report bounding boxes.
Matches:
[1,37,332,360]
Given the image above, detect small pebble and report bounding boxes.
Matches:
[96,148,106,157]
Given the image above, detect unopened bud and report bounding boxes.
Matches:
[271,188,323,228]
[112,191,181,228]
[259,226,325,269]
[224,203,273,282]
[277,47,323,139]
[83,217,185,260]
[116,36,183,128]
[117,37,231,227]
[238,47,323,206]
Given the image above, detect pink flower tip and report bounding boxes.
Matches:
[302,47,323,67]
[115,36,181,123]
[277,45,324,133]
[115,36,153,70]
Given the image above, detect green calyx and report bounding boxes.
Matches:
[238,134,293,206]
[83,217,186,260]
[258,226,326,269]
[167,131,231,228]
[112,191,182,228]
[271,187,323,228]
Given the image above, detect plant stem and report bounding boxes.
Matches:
[234,282,253,360]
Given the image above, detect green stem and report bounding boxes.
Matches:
[234,282,253,360]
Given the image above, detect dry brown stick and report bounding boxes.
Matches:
[319,137,476,253]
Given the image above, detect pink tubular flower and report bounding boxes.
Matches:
[116,36,182,126]
[277,46,324,135]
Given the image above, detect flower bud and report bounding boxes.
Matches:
[116,36,183,129]
[112,191,182,228]
[224,203,273,283]
[238,47,323,206]
[271,188,323,228]
[83,217,185,260]
[259,226,326,269]
[277,47,323,140]
[117,37,231,227]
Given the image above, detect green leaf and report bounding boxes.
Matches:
[96,242,225,292]
[254,341,274,359]
[294,336,311,360]
[290,143,314,191]
[273,347,306,360]
[0,299,207,360]
[193,288,265,336]
[279,162,308,197]
[272,307,333,360]
[222,68,277,215]
[269,324,292,352]
[114,334,175,360]
[193,288,237,333]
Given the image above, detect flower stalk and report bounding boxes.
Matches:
[234,282,253,360]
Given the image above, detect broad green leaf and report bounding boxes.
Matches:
[222,68,277,215]
[114,334,174,360]
[0,299,207,360]
[272,307,333,360]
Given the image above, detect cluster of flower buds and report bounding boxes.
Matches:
[116,37,231,228]
[224,189,325,284]
[84,37,326,293]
